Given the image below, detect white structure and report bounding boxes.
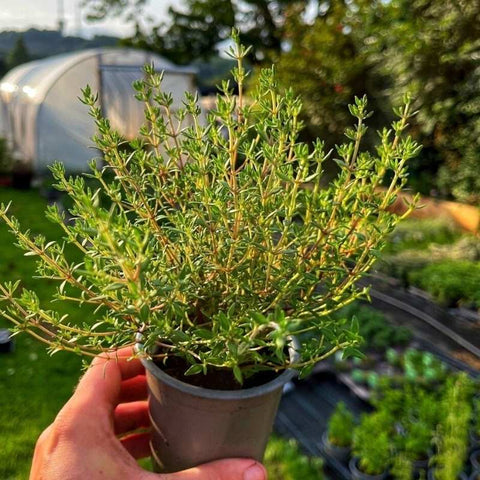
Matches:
[0,48,196,173]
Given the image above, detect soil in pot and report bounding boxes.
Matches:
[349,457,388,480]
[154,353,280,390]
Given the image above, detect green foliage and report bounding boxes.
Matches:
[89,0,294,65]
[336,303,412,352]
[273,1,386,150]
[0,188,83,480]
[357,369,476,479]
[408,261,480,308]
[402,349,447,385]
[367,0,480,202]
[327,401,355,448]
[433,374,473,480]
[379,231,480,288]
[391,453,413,480]
[264,435,324,480]
[6,35,30,70]
[383,217,461,255]
[403,421,432,461]
[353,411,392,475]
[0,137,13,174]
[85,0,480,202]
[0,35,419,382]
[0,188,319,479]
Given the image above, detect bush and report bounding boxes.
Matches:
[402,349,447,385]
[383,217,460,255]
[336,303,412,352]
[264,436,324,480]
[353,411,392,475]
[379,235,480,285]
[377,249,435,284]
[360,371,476,478]
[391,453,413,480]
[327,401,355,448]
[403,421,432,461]
[0,33,420,382]
[433,374,473,479]
[408,261,480,308]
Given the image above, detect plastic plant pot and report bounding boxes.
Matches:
[139,341,299,473]
[412,455,429,474]
[0,329,14,353]
[470,430,480,452]
[469,472,480,480]
[321,430,351,463]
[471,448,480,471]
[349,457,388,480]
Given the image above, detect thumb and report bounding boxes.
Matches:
[142,459,267,480]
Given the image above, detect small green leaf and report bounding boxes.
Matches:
[342,347,366,361]
[233,365,243,384]
[184,364,203,376]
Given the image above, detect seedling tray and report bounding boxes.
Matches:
[275,339,479,479]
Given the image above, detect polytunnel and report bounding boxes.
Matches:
[0,48,196,173]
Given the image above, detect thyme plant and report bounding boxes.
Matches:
[327,401,355,447]
[0,33,420,383]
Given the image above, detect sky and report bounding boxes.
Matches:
[0,0,178,38]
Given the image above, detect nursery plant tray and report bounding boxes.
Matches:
[362,274,480,361]
[275,339,479,479]
[275,371,372,480]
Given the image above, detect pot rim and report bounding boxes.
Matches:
[136,337,299,400]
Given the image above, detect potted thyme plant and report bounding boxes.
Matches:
[350,412,392,479]
[0,32,420,473]
[323,401,355,461]
[429,374,472,480]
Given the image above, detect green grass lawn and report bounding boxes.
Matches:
[0,187,324,479]
[0,188,83,480]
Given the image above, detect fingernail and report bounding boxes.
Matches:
[244,463,265,480]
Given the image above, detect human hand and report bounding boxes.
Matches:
[30,347,267,480]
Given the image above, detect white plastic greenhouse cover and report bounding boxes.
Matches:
[0,48,196,173]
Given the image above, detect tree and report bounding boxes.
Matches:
[272,1,388,150]
[86,0,308,64]
[6,35,31,70]
[0,58,7,78]
[365,0,480,202]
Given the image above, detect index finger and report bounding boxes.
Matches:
[72,347,145,415]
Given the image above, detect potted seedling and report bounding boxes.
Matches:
[0,32,420,473]
[430,374,472,480]
[351,411,392,479]
[403,422,433,473]
[391,453,413,480]
[401,388,439,473]
[322,401,355,462]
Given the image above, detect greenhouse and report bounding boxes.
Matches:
[0,48,196,173]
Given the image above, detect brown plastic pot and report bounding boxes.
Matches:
[139,342,298,473]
